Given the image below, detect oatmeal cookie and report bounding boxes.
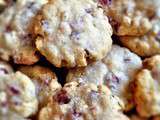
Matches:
[19,65,61,108]
[34,0,112,67]
[67,45,142,111]
[38,81,129,120]
[103,0,152,36]
[120,19,160,57]
[0,0,47,65]
[0,72,38,118]
[134,55,160,117]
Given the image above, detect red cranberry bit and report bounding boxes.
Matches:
[1,101,8,107]
[8,86,20,95]
[112,73,120,84]
[70,31,80,40]
[108,18,120,33]
[99,0,112,6]
[0,68,8,74]
[85,8,93,13]
[56,90,70,104]
[4,0,16,6]
[124,58,131,62]
[5,25,12,32]
[43,77,51,86]
[71,109,82,119]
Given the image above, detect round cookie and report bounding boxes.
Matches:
[67,45,142,111]
[34,0,112,67]
[134,55,160,117]
[38,81,129,120]
[103,0,152,36]
[0,0,47,65]
[0,61,13,75]
[120,19,160,57]
[19,65,61,108]
[0,72,38,118]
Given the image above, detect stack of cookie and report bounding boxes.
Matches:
[0,0,159,120]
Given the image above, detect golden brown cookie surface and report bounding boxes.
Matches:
[135,55,160,117]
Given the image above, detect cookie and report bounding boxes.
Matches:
[102,0,152,36]
[0,0,47,65]
[130,114,147,120]
[67,45,142,111]
[0,72,38,118]
[34,0,112,67]
[19,65,61,108]
[0,61,13,75]
[134,55,160,117]
[120,19,160,57]
[153,116,160,120]
[38,81,129,120]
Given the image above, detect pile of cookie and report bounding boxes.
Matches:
[0,0,160,120]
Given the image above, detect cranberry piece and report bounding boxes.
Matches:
[43,77,50,86]
[5,25,12,32]
[70,31,80,40]
[109,18,120,33]
[56,90,70,104]
[85,8,93,13]
[71,108,82,119]
[99,0,112,6]
[9,86,20,95]
[1,101,7,107]
[0,68,8,74]
[124,58,131,62]
[112,74,120,84]
[4,0,16,6]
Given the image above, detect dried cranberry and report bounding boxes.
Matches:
[85,8,93,13]
[4,0,16,6]
[72,109,82,119]
[99,0,112,6]
[124,58,131,62]
[70,31,80,40]
[1,101,7,107]
[0,68,8,74]
[112,74,120,84]
[9,86,20,95]
[5,25,12,32]
[56,90,70,104]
